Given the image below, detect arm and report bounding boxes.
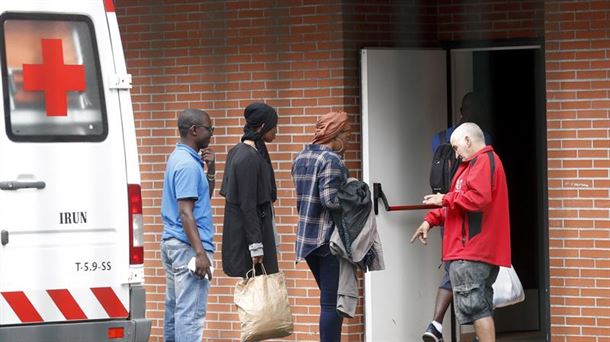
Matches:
[410,208,444,245]
[174,162,212,279]
[431,131,441,153]
[410,220,431,245]
[234,152,264,263]
[318,156,346,210]
[178,199,212,280]
[201,148,216,197]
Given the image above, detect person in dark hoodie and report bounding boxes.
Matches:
[220,102,279,278]
[291,111,351,342]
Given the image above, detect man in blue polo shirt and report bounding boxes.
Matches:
[161,108,216,342]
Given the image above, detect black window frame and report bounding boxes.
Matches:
[0,12,108,143]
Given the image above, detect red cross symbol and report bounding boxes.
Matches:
[22,39,86,117]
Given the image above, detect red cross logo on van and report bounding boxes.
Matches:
[22,39,86,117]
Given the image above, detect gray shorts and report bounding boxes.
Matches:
[448,260,499,324]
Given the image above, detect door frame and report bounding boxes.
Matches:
[445,39,549,341]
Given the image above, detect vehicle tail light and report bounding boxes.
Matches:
[128,184,144,265]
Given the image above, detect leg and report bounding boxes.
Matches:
[473,316,495,342]
[174,253,211,342]
[448,261,498,339]
[433,288,453,323]
[161,240,176,342]
[306,251,321,286]
[306,245,343,342]
[423,264,453,341]
[473,262,499,342]
[433,262,453,323]
[163,239,211,342]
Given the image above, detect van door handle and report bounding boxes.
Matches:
[0,181,46,190]
[1,230,7,246]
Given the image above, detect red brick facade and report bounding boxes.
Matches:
[116,1,609,340]
[545,1,610,340]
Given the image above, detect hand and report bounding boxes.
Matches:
[410,221,431,245]
[195,253,212,281]
[252,255,263,265]
[423,193,444,206]
[201,148,216,174]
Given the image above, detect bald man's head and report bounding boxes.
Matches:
[452,122,485,144]
[450,122,486,160]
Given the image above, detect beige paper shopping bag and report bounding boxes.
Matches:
[234,268,293,341]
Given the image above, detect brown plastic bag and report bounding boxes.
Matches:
[234,266,293,341]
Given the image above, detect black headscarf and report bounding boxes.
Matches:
[241,102,278,201]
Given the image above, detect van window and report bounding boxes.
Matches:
[0,13,107,142]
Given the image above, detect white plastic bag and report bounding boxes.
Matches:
[492,265,525,308]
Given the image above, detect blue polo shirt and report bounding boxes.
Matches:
[161,144,214,252]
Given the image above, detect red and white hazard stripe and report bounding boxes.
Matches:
[1,287,128,324]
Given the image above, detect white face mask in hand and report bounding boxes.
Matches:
[188,257,214,279]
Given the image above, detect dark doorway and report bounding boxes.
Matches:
[471,47,548,340]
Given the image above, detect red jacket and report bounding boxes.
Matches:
[424,145,511,267]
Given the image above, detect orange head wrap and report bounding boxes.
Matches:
[312,111,349,145]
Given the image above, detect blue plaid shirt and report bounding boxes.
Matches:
[291,144,347,261]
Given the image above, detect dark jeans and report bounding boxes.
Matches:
[305,244,343,342]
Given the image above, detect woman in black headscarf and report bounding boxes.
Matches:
[220,102,279,277]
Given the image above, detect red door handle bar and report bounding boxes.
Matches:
[373,183,439,215]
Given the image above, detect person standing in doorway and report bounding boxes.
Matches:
[160,108,216,342]
[412,122,511,342]
[292,111,351,342]
[432,92,491,152]
[220,102,279,278]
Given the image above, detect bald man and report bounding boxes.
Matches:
[411,123,511,342]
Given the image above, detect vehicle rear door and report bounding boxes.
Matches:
[0,2,130,325]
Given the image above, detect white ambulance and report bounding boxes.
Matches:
[0,0,150,341]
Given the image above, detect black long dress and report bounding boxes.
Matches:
[220,143,279,278]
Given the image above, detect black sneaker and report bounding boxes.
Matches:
[422,323,443,342]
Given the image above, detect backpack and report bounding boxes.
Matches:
[429,130,459,193]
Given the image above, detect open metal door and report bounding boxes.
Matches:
[362,49,448,341]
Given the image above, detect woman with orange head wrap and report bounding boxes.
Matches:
[291,111,351,341]
[312,111,350,155]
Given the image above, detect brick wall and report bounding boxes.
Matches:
[545,1,610,341]
[437,0,544,41]
[117,0,610,341]
[117,1,374,340]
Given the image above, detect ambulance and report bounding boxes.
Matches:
[0,0,151,341]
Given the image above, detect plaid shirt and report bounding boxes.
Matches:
[291,144,347,261]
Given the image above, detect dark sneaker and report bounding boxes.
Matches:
[422,323,443,342]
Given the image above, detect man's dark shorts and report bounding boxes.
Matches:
[438,227,452,291]
[448,260,499,324]
[438,262,452,290]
